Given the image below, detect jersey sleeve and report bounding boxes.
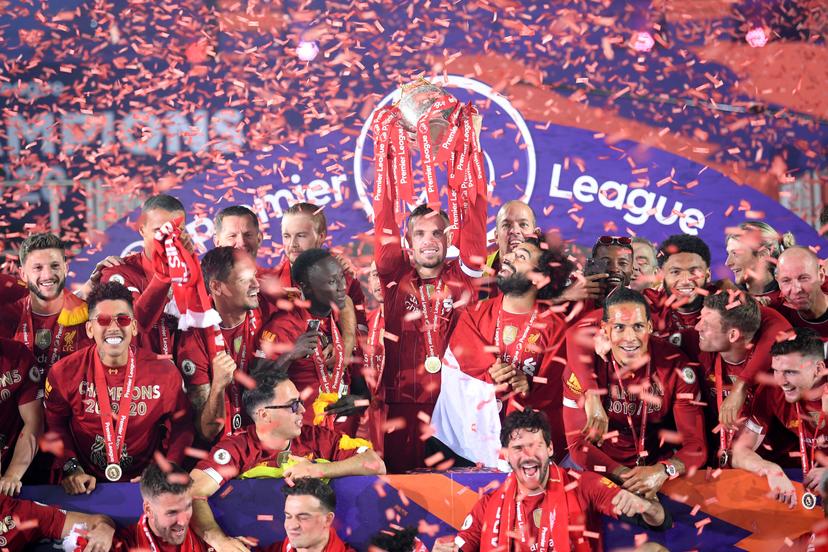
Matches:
[259,311,302,360]
[12,342,41,404]
[15,497,68,541]
[575,471,622,518]
[561,391,624,474]
[43,363,78,465]
[741,307,792,383]
[177,329,211,387]
[196,435,246,486]
[372,158,407,281]
[457,187,486,279]
[347,276,369,331]
[564,315,602,393]
[0,274,27,304]
[164,368,194,465]
[668,359,707,470]
[456,491,492,552]
[744,384,779,436]
[133,275,171,334]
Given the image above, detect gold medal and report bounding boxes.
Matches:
[424,356,442,374]
[105,463,122,482]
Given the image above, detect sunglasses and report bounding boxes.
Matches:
[91,315,133,328]
[597,235,632,246]
[263,398,303,414]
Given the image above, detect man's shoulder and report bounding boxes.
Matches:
[49,345,91,378]
[101,253,147,288]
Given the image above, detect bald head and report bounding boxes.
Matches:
[777,247,827,317]
[495,201,539,258]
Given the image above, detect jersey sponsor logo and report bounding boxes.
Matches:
[181,359,196,377]
[461,513,473,531]
[522,357,537,376]
[566,372,583,395]
[213,449,232,465]
[680,367,696,385]
[110,274,125,285]
[34,328,51,350]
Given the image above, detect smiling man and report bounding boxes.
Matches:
[0,233,91,379]
[190,366,384,552]
[260,249,366,434]
[732,328,828,510]
[115,462,213,551]
[177,247,273,442]
[435,409,669,552]
[562,287,706,497]
[432,238,572,466]
[775,247,828,339]
[261,478,356,552]
[481,201,540,299]
[44,282,193,492]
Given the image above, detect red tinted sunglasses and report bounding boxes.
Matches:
[91,315,133,328]
[598,235,632,246]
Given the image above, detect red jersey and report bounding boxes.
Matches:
[562,337,707,472]
[262,528,356,552]
[0,495,66,551]
[643,287,705,361]
[745,384,828,460]
[115,516,214,552]
[268,258,368,330]
[0,291,91,380]
[776,304,828,339]
[100,252,177,356]
[177,306,269,434]
[260,306,355,426]
[740,280,782,308]
[440,296,568,456]
[0,274,26,304]
[44,345,193,481]
[0,339,41,465]
[195,424,365,487]
[456,470,621,552]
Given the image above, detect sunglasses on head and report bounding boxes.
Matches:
[91,315,133,328]
[263,398,303,414]
[597,235,632,247]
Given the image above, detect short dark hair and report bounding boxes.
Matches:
[87,282,134,315]
[19,233,66,265]
[215,205,259,233]
[243,362,291,417]
[602,286,651,322]
[285,202,326,236]
[703,291,761,340]
[528,239,575,301]
[282,477,336,513]
[142,194,185,214]
[291,248,333,286]
[591,237,633,258]
[201,246,243,290]
[658,234,711,268]
[770,328,825,360]
[369,527,418,552]
[499,409,551,448]
[406,203,449,232]
[140,462,192,499]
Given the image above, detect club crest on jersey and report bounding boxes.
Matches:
[213,449,232,465]
[63,330,77,352]
[503,326,518,345]
[527,333,540,345]
[181,360,196,377]
[680,367,696,385]
[35,329,51,350]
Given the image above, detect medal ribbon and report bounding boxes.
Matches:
[494,308,538,371]
[222,313,254,435]
[417,279,443,363]
[313,315,346,394]
[92,347,136,474]
[795,403,825,476]
[714,353,751,457]
[609,358,650,464]
[366,305,385,393]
